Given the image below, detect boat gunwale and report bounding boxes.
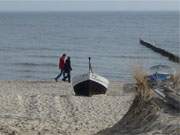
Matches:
[72,72,109,89]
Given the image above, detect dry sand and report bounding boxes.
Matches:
[0,80,179,135]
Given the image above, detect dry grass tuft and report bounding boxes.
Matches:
[172,72,180,89]
[133,66,153,101]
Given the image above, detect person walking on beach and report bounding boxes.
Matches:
[54,53,66,82]
[62,56,72,83]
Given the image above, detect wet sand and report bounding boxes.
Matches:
[0,80,179,135]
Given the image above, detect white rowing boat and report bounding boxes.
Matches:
[72,57,109,96]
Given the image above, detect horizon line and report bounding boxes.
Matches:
[0,9,179,12]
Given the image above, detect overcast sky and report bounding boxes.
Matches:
[0,0,179,11]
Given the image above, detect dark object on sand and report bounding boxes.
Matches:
[139,39,180,63]
[72,57,109,96]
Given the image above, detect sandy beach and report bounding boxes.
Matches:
[0,80,179,135]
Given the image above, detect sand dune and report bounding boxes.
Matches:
[96,96,180,135]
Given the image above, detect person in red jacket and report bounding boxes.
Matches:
[54,53,66,82]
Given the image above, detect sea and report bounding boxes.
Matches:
[0,11,179,82]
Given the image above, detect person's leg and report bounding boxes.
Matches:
[62,72,67,81]
[62,70,65,79]
[55,70,63,81]
[68,72,71,83]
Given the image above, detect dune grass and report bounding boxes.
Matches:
[172,72,180,89]
[133,66,153,101]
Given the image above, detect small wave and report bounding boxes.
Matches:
[92,54,158,60]
[15,69,57,74]
[27,55,57,58]
[0,47,60,52]
[16,69,35,73]
[111,55,158,59]
[14,62,56,67]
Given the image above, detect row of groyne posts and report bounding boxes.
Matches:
[139,39,180,63]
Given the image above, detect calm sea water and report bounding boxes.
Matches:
[0,11,179,81]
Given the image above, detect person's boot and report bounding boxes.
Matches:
[54,78,58,82]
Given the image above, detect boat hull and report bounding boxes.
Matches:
[72,73,109,96]
[74,80,107,96]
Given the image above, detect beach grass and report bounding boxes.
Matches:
[172,72,180,89]
[133,66,153,101]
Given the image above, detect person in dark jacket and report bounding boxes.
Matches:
[54,53,66,82]
[62,56,72,83]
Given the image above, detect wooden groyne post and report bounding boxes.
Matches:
[139,39,180,63]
